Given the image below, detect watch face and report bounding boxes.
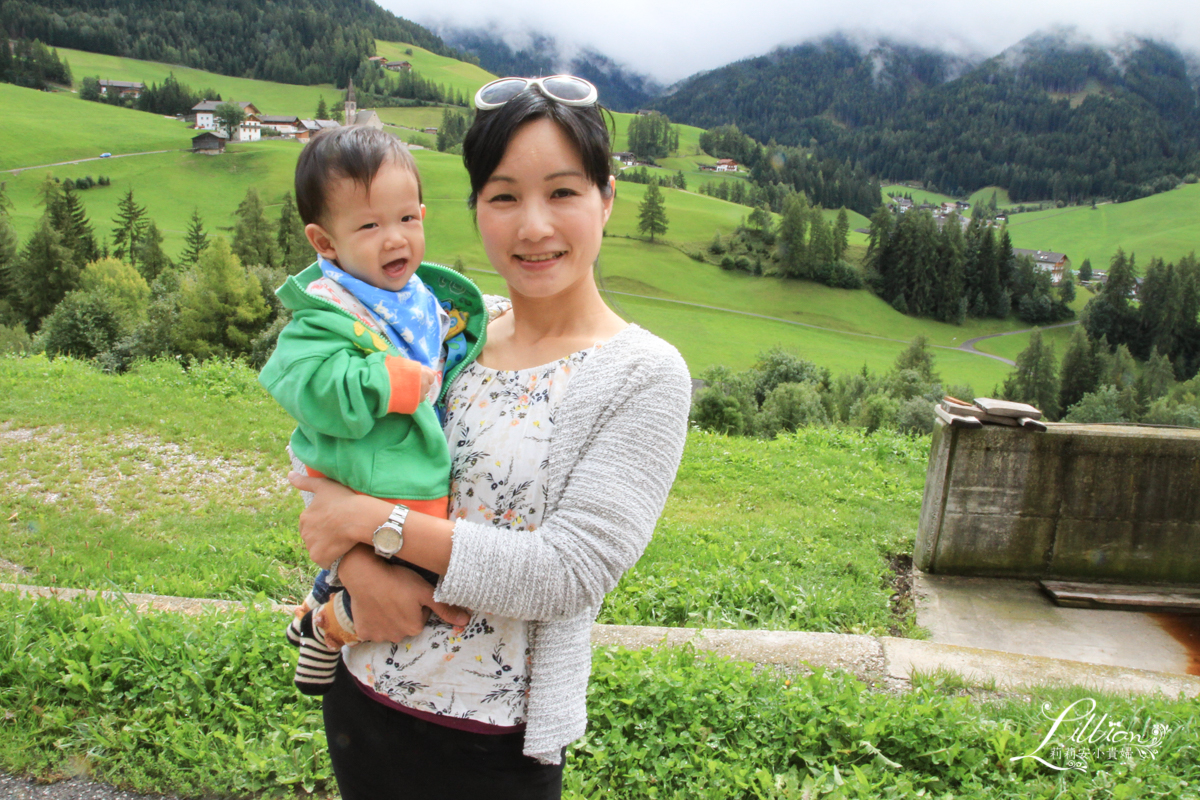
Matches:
[374,526,402,553]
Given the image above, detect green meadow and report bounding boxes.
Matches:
[1005,183,1200,269]
[373,40,498,100]
[1,83,190,171]
[57,46,340,117]
[968,185,1014,208]
[880,184,956,207]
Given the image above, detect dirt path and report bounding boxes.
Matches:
[956,320,1079,366]
[3,150,179,174]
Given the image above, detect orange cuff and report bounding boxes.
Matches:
[385,356,423,415]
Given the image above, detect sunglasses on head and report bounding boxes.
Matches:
[474,75,599,111]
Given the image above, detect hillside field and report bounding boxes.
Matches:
[1006,183,1200,270]
[0,75,1062,389]
[58,46,340,118]
[373,40,498,101]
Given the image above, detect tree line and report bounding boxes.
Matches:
[80,72,221,116]
[865,207,1074,326]
[0,38,72,89]
[0,179,319,370]
[0,0,460,88]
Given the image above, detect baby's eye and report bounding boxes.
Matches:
[401,214,417,222]
[359,222,378,230]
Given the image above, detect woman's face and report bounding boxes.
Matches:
[475,117,614,302]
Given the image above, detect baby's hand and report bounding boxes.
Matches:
[419,365,438,402]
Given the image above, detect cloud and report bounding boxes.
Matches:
[392,0,1200,83]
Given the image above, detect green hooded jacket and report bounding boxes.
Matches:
[259,261,486,500]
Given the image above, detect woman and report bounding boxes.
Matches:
[290,75,692,798]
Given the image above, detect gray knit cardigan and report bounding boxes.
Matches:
[432,324,692,764]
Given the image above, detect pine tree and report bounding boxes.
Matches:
[110,189,148,270]
[181,208,209,266]
[637,183,668,242]
[13,217,78,331]
[0,186,20,319]
[316,96,328,120]
[832,208,850,261]
[133,220,172,282]
[276,192,313,274]
[806,211,834,274]
[174,238,270,360]
[1078,259,1093,282]
[56,182,99,267]
[231,188,278,268]
[777,193,810,279]
[1002,329,1060,419]
[1057,325,1103,415]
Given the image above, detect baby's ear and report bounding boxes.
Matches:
[420,204,427,221]
[305,223,337,260]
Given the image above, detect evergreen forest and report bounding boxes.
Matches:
[650,35,1200,204]
[0,0,459,87]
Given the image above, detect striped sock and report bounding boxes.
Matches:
[293,610,341,696]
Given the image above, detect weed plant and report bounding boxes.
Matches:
[0,593,1195,799]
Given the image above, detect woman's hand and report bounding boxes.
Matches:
[337,545,471,640]
[289,471,393,569]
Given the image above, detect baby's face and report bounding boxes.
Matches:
[310,159,425,291]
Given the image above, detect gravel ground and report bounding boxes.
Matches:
[0,773,186,800]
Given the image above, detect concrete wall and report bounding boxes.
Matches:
[916,420,1200,583]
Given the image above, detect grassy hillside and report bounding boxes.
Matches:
[968,185,1014,208]
[374,40,497,100]
[3,79,1030,388]
[0,83,190,171]
[58,46,339,117]
[1005,183,1200,269]
[880,184,956,207]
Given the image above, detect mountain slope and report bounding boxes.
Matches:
[650,32,1200,203]
[437,26,661,112]
[0,0,459,86]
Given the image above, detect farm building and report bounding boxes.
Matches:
[612,151,635,165]
[191,131,227,154]
[190,101,262,133]
[386,60,412,71]
[296,119,341,142]
[1013,249,1070,285]
[715,158,739,172]
[98,80,144,99]
[368,56,387,64]
[260,115,302,135]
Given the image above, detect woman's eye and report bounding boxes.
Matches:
[551,188,579,198]
[487,193,516,203]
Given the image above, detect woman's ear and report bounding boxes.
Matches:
[305,223,338,261]
[601,175,616,226]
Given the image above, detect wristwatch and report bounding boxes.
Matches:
[372,504,408,558]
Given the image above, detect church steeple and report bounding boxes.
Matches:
[344,78,357,124]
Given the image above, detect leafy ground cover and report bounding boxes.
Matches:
[0,592,1195,799]
[0,355,926,635]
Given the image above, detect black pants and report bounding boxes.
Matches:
[323,660,565,800]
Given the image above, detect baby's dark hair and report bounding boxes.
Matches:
[295,126,422,226]
[462,88,613,209]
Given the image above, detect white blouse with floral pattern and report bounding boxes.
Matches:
[343,345,596,728]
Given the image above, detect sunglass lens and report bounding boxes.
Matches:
[479,78,528,106]
[543,77,592,102]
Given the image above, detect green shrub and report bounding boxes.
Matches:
[894,396,935,435]
[39,292,121,360]
[1063,386,1126,423]
[852,393,900,433]
[690,387,745,435]
[757,381,829,438]
[0,323,33,355]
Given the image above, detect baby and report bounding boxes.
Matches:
[259,125,485,695]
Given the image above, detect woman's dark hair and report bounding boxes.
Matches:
[295,126,422,226]
[462,88,613,209]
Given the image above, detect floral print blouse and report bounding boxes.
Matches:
[344,345,596,728]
